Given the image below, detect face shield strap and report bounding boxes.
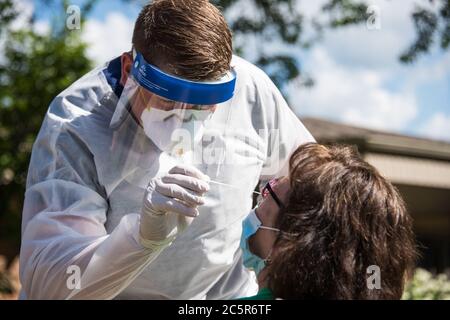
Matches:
[131,50,237,105]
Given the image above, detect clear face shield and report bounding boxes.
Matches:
[126,81,213,156]
[109,50,237,185]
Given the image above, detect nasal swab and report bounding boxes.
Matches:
[208,179,261,195]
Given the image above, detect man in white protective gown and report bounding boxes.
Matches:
[19,0,314,299]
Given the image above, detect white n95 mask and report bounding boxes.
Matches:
[140,107,212,153]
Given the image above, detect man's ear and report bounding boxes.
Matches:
[120,52,133,86]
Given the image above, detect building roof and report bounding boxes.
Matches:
[365,153,450,189]
[301,117,450,162]
[301,117,450,189]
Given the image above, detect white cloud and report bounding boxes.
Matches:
[289,47,418,132]
[296,0,324,17]
[82,12,134,65]
[0,0,49,63]
[318,0,418,70]
[10,0,34,31]
[33,20,50,35]
[419,113,450,142]
[402,52,450,92]
[8,0,50,34]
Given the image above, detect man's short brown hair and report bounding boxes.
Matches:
[132,0,232,81]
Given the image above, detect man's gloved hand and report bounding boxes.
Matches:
[139,164,210,250]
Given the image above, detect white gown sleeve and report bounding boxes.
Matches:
[257,71,316,181]
[19,107,167,300]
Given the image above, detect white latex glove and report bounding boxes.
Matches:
[139,164,210,249]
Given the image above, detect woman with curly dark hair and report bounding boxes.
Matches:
[239,142,417,299]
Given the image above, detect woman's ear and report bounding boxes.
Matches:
[120,52,133,86]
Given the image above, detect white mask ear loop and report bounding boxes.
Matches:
[259,225,280,232]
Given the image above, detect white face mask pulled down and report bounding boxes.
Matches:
[140,107,213,155]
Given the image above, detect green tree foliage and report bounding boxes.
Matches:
[402,269,450,300]
[400,0,450,63]
[217,0,449,86]
[212,0,309,88]
[321,0,449,63]
[0,0,17,33]
[0,0,92,256]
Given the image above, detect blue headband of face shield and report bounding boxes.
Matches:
[131,50,237,105]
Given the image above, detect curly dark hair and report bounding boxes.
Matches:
[267,143,417,299]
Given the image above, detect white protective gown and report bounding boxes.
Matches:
[19,55,315,300]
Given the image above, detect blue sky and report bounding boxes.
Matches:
[29,0,450,141]
[34,0,140,22]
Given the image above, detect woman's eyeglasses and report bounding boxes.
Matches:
[261,178,284,209]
